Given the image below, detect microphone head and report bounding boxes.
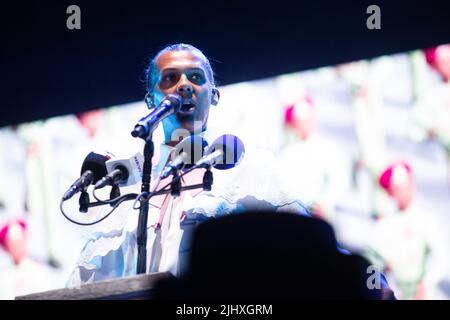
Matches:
[207,134,245,170]
[105,152,144,187]
[163,93,183,110]
[80,152,111,183]
[131,94,183,139]
[172,135,209,169]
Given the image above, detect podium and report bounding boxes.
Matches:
[15,272,171,300]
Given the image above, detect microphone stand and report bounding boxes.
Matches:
[136,135,154,274]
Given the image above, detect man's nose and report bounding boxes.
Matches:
[176,76,194,95]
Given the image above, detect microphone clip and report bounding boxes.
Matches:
[109,185,121,206]
[203,169,213,191]
[170,174,181,197]
[79,190,90,213]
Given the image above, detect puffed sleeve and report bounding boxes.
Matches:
[66,228,137,287]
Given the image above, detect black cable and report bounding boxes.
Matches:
[132,164,205,210]
[92,186,138,205]
[59,193,136,226]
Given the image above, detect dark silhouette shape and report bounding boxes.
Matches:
[154,211,384,300]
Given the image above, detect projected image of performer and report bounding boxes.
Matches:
[0,218,54,299]
[365,161,448,299]
[277,94,347,224]
[411,44,450,191]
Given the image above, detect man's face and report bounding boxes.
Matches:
[4,223,27,265]
[436,45,450,82]
[291,100,315,140]
[152,50,214,138]
[389,167,414,211]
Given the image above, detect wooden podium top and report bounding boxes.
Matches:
[15,272,171,300]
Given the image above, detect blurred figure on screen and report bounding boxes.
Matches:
[0,218,52,299]
[425,44,450,83]
[277,95,346,224]
[336,60,389,219]
[76,109,103,139]
[411,44,450,191]
[365,161,448,299]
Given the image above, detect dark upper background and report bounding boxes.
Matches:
[1,0,449,127]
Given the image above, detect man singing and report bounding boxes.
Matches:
[67,44,307,287]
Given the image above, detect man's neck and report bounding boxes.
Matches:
[163,127,207,147]
[165,140,179,147]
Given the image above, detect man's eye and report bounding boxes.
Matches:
[162,74,176,82]
[190,73,204,83]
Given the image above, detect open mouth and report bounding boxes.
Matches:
[178,101,196,114]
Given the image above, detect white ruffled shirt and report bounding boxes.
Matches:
[66,132,308,287]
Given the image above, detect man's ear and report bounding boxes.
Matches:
[145,93,155,109]
[211,88,220,106]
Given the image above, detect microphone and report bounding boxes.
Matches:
[160,135,208,179]
[62,152,111,201]
[160,152,190,180]
[94,152,144,189]
[195,134,245,170]
[131,94,182,139]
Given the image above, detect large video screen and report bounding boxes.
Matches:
[1,44,449,299]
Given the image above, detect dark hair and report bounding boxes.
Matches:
[144,43,216,97]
